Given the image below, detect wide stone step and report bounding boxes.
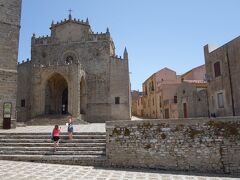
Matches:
[0,155,107,166]
[0,143,106,147]
[0,150,105,155]
[0,132,106,136]
[0,146,105,151]
[0,135,106,139]
[0,130,107,166]
[0,139,106,143]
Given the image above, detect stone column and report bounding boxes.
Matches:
[0,0,22,128]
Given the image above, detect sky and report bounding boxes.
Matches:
[19,0,240,91]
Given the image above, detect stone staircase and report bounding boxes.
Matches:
[0,132,107,166]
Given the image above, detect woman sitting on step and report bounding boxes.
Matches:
[52,124,61,151]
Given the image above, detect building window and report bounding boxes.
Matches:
[214,61,221,77]
[145,86,148,95]
[21,99,25,107]
[174,96,177,103]
[159,96,162,108]
[217,92,224,108]
[115,97,120,104]
[151,81,154,91]
[183,103,188,118]
[66,56,73,65]
[164,109,169,119]
[152,98,154,105]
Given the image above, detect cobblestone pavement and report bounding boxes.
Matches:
[0,160,238,180]
[0,123,106,133]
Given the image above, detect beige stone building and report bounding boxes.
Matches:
[157,83,180,119]
[204,36,240,117]
[177,65,208,118]
[181,64,206,81]
[131,90,142,116]
[17,14,130,123]
[177,80,208,118]
[141,68,181,119]
[0,0,22,128]
[142,73,157,118]
[137,65,208,119]
[136,96,144,117]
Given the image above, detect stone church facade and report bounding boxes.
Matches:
[17,14,130,123]
[0,0,22,128]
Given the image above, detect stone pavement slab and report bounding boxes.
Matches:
[0,160,238,180]
[0,123,106,133]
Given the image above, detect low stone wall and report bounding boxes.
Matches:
[106,117,240,175]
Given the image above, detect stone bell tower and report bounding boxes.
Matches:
[0,0,22,128]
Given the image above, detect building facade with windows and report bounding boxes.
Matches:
[136,65,208,119]
[136,96,144,117]
[177,80,208,118]
[142,74,157,118]
[131,90,142,116]
[177,65,208,118]
[17,15,130,123]
[204,37,240,117]
[141,68,181,119]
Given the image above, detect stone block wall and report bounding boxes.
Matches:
[0,71,17,127]
[0,0,22,128]
[109,57,130,120]
[17,61,32,122]
[106,117,240,175]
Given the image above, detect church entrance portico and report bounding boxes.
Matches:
[45,73,68,115]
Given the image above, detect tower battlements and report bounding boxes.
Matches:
[31,15,113,45]
[50,17,90,30]
[18,58,31,65]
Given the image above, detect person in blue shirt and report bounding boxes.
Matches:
[67,117,74,140]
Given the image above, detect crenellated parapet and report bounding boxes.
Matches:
[110,47,128,62]
[18,58,31,65]
[31,33,53,45]
[92,32,111,41]
[110,56,127,66]
[50,15,90,30]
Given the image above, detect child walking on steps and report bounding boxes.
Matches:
[67,117,74,140]
[52,124,61,152]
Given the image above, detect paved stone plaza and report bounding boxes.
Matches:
[0,160,238,180]
[0,123,106,133]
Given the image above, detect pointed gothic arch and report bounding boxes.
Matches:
[45,73,68,115]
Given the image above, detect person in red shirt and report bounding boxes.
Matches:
[52,124,61,151]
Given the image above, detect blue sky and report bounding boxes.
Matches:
[19,0,240,91]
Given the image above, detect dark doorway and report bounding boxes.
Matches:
[183,103,188,118]
[62,88,68,114]
[45,73,68,115]
[164,108,169,119]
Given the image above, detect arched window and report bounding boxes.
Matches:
[65,56,73,65]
